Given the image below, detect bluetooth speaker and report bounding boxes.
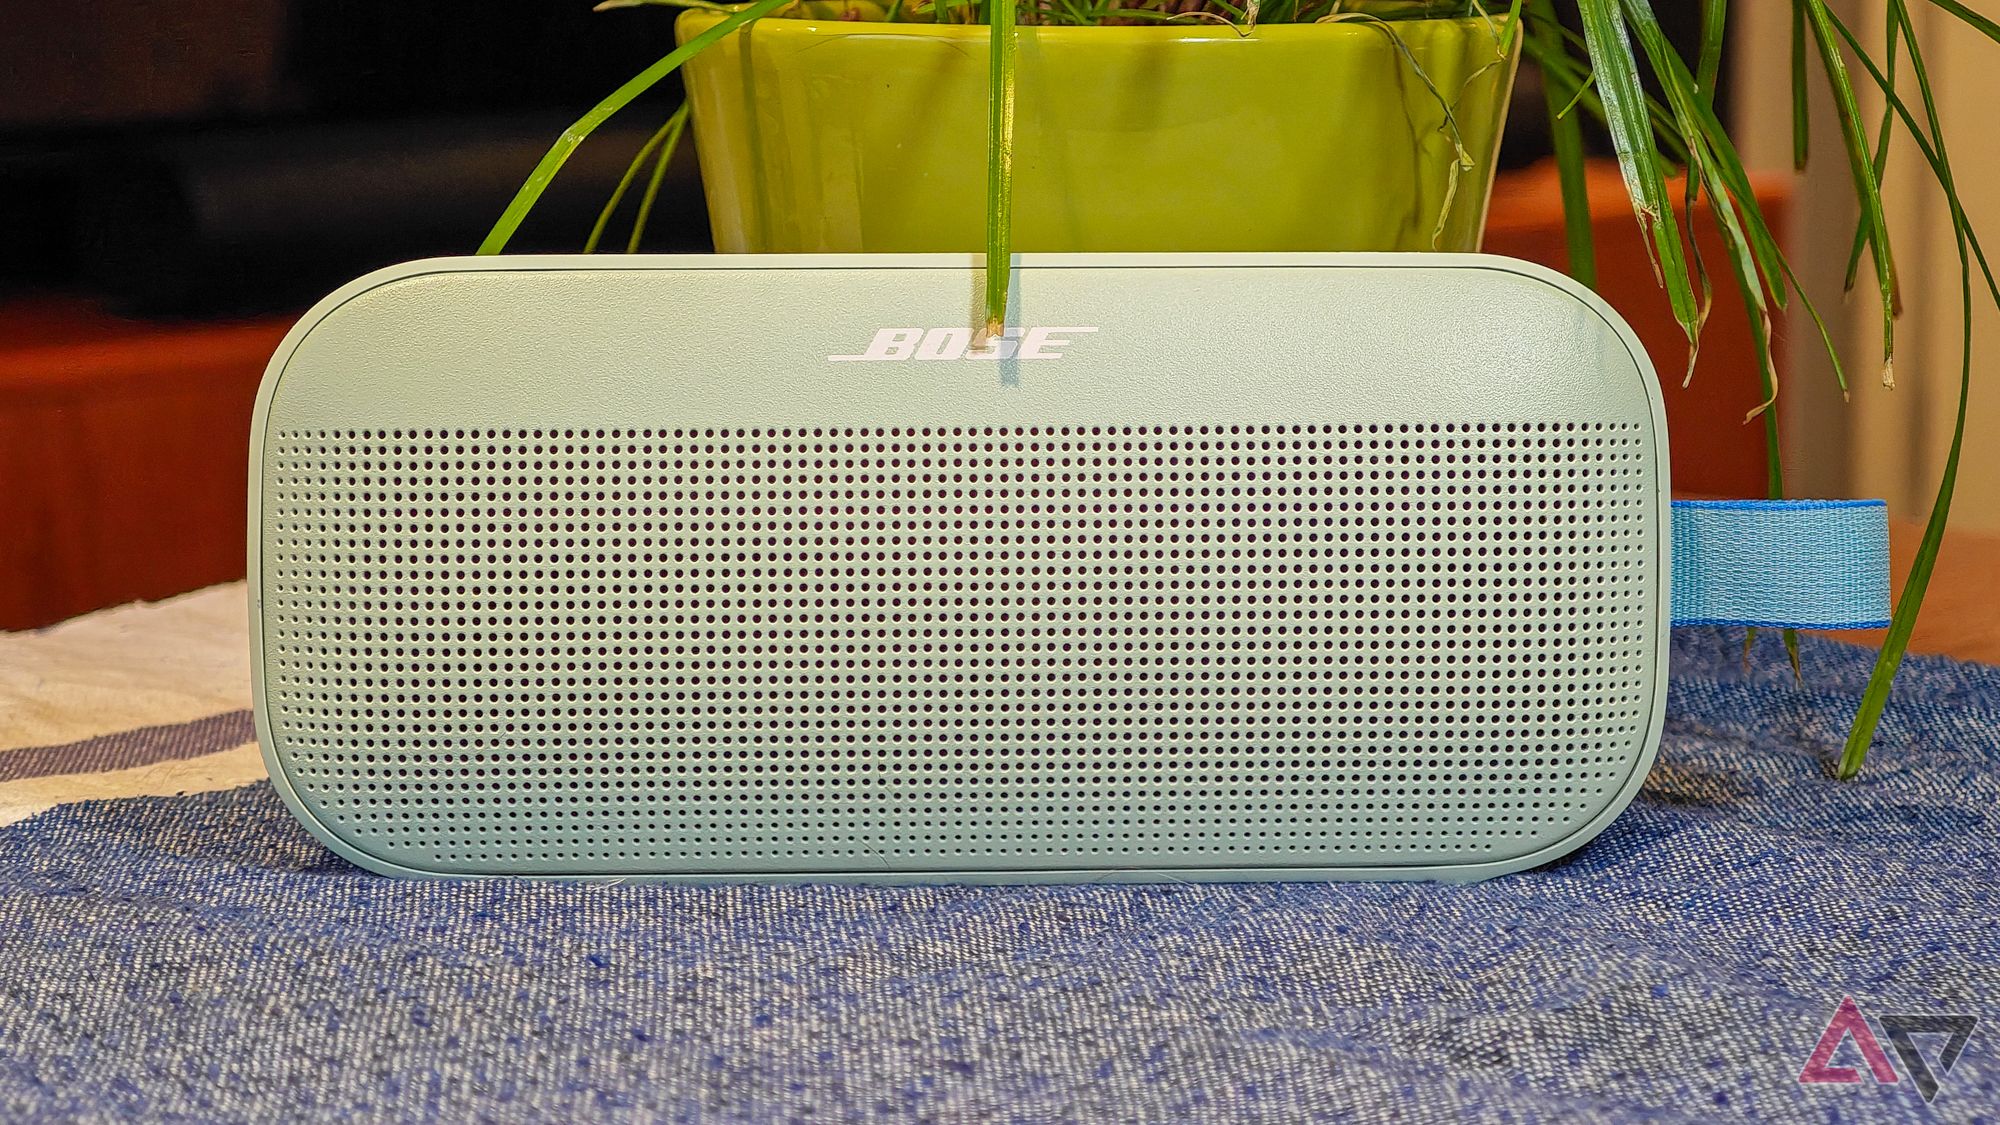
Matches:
[250,253,1671,883]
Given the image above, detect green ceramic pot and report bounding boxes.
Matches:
[677,12,1520,254]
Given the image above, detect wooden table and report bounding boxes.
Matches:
[0,297,288,630]
[1831,521,2000,665]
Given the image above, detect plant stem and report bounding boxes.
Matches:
[628,102,693,253]
[585,115,681,253]
[984,0,1018,340]
[479,0,793,255]
[1528,1,1596,290]
[1826,1,1989,777]
[1573,0,1702,377]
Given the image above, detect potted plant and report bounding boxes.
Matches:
[481,0,1997,776]
[674,2,1516,258]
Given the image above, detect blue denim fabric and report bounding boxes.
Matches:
[0,629,1994,1122]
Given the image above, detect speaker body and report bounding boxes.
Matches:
[249,254,1669,883]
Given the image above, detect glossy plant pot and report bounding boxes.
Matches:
[676,13,1519,254]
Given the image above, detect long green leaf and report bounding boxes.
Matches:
[584,115,680,254]
[983,0,1018,340]
[1621,3,1770,406]
[1618,8,1760,310]
[1802,0,1897,388]
[1527,0,1596,290]
[1843,12,1899,292]
[1622,6,1772,514]
[1528,22,1693,166]
[1696,0,1726,105]
[1608,16,1800,302]
[1621,0,1798,665]
[1792,0,1811,169]
[1486,0,1528,55]
[1607,10,1832,344]
[1619,19,1837,378]
[1642,1,1825,350]
[1573,0,1701,375]
[627,101,692,253]
[1925,0,2000,44]
[1826,1,1992,777]
[478,0,794,255]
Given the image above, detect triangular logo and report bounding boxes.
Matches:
[1798,996,1900,1085]
[1879,1014,1979,1104]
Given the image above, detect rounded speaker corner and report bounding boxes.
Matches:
[256,734,454,881]
[1452,720,1664,884]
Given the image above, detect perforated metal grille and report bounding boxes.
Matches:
[260,423,1657,875]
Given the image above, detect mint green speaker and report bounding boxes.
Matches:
[249,254,1669,882]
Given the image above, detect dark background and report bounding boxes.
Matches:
[0,0,1718,315]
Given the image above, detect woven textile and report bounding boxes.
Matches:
[2,607,1996,1120]
[1670,500,1892,629]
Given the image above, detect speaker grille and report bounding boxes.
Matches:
[261,422,1656,875]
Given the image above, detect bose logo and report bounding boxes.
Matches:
[829,326,1099,362]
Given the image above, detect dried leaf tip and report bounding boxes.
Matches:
[1881,356,1896,390]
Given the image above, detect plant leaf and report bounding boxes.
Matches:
[1572,0,1701,377]
[1696,0,1726,105]
[1925,0,2000,44]
[1802,0,1897,389]
[1528,21,1693,166]
[627,101,692,252]
[1614,23,1846,374]
[1825,0,1992,777]
[1623,0,1824,679]
[585,114,681,254]
[1620,0,1789,499]
[982,0,1018,341]
[479,0,794,255]
[1843,11,1899,293]
[1323,11,1494,249]
[1792,0,1810,169]
[1526,0,1597,290]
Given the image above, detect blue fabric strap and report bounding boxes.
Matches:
[1670,499,1892,629]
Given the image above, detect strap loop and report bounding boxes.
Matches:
[1670,499,1891,629]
